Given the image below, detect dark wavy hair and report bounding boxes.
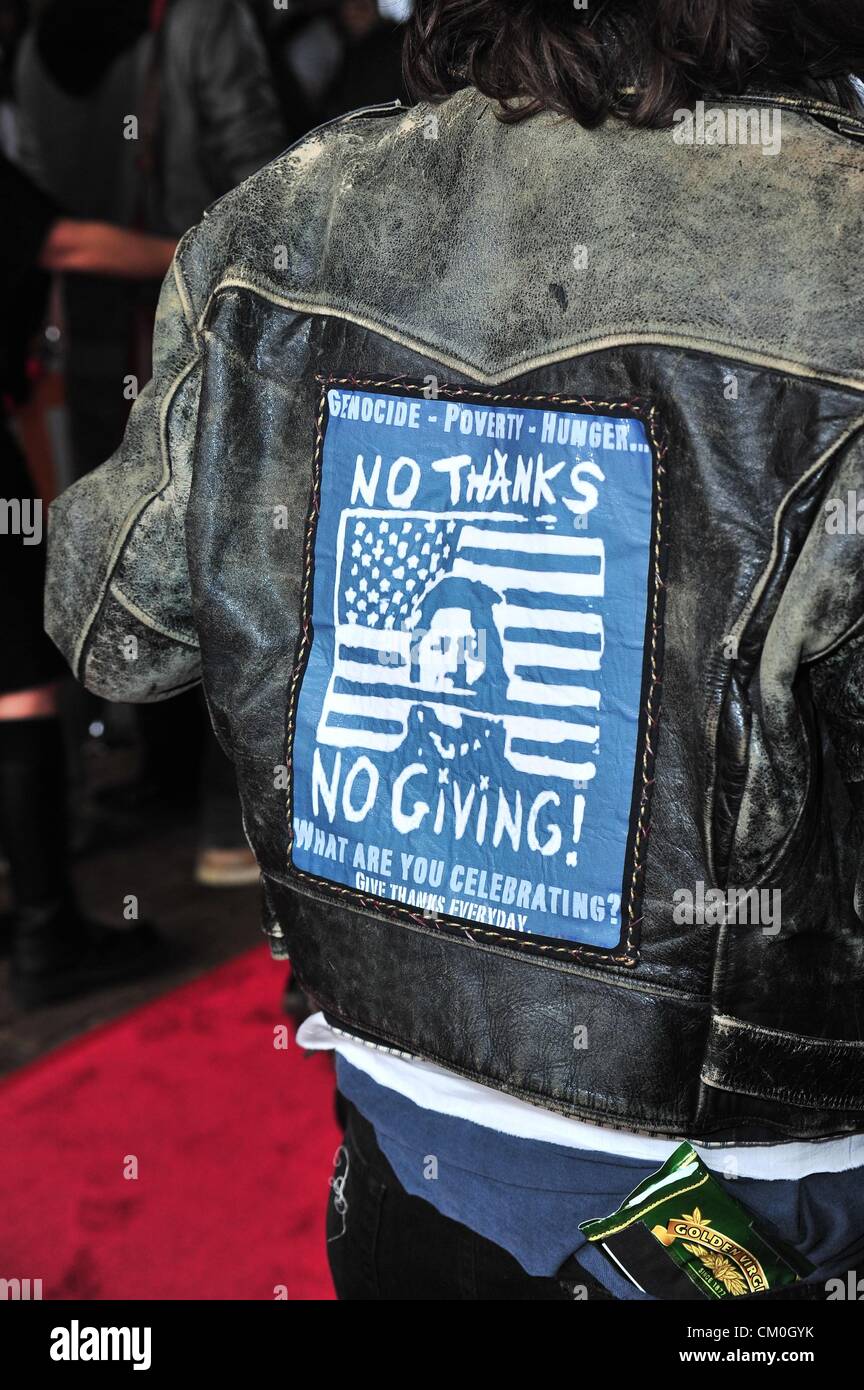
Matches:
[404,0,864,127]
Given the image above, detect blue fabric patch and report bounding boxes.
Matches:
[288,381,664,951]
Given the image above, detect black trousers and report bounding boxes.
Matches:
[326,1096,616,1302]
[0,425,66,695]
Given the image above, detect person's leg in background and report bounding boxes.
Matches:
[194,724,259,888]
[0,683,167,1007]
[0,682,81,971]
[0,427,166,1007]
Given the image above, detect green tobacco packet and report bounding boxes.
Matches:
[579,1143,812,1300]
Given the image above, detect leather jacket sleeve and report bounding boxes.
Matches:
[811,631,864,788]
[190,0,287,197]
[796,428,864,791]
[810,628,864,919]
[801,430,864,918]
[45,241,203,702]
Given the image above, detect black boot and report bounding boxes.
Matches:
[10,902,168,1009]
[0,715,169,1009]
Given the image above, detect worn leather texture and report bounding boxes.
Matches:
[46,87,864,1138]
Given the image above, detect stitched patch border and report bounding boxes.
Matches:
[284,375,669,968]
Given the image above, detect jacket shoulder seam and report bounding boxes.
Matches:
[109,581,199,649]
[72,354,201,675]
[172,243,200,346]
[197,279,864,395]
[200,101,407,222]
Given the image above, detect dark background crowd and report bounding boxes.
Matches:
[0,0,412,1063]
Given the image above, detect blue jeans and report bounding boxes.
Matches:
[326,1096,615,1302]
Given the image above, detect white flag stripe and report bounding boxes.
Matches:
[504,714,599,744]
[508,641,602,672]
[334,661,413,687]
[459,527,605,559]
[506,749,597,782]
[336,615,603,645]
[326,691,424,721]
[320,725,404,751]
[336,625,411,653]
[325,691,596,741]
[506,677,600,709]
[452,557,605,596]
[504,607,605,636]
[331,661,602,706]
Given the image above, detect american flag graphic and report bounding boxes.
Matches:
[317,509,604,784]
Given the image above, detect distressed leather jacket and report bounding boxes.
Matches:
[46,85,864,1142]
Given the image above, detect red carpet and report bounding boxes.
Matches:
[0,949,339,1299]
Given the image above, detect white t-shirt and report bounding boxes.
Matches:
[297,1012,864,1180]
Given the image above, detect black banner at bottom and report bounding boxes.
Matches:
[0,1292,858,1373]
